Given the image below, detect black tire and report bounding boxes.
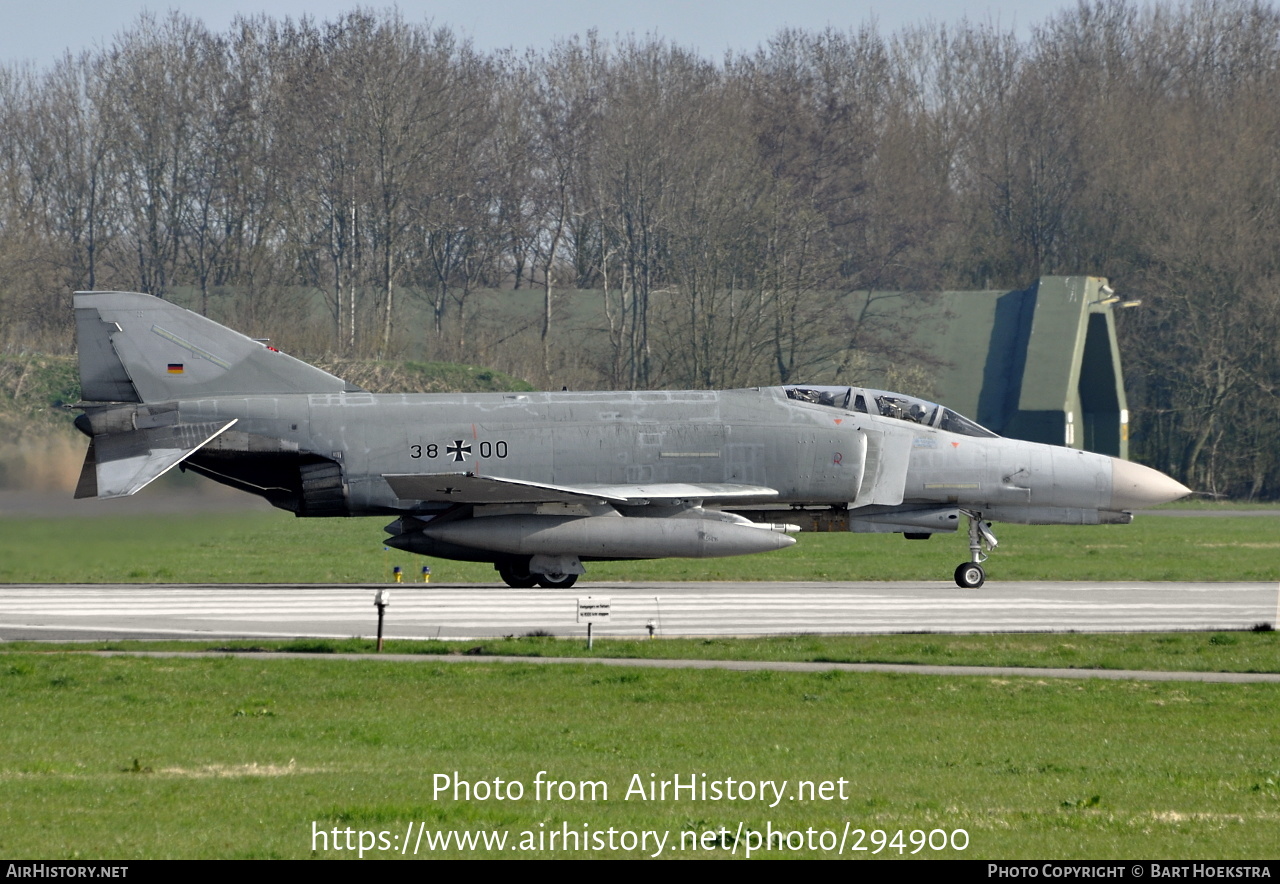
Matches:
[535,572,578,589]
[497,560,538,588]
[954,562,986,589]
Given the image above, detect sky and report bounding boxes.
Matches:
[0,0,1078,66]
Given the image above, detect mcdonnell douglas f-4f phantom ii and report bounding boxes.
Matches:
[70,291,1191,588]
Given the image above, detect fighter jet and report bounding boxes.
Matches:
[70,291,1191,588]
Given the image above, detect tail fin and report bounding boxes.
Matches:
[73,291,353,403]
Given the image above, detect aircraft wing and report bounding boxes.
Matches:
[75,420,238,500]
[383,472,778,506]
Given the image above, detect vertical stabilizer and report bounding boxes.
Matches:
[73,291,353,403]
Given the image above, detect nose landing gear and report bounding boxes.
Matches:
[954,512,998,588]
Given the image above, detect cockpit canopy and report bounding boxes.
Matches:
[783,385,998,438]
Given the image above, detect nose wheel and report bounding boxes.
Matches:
[955,512,998,588]
[954,561,986,588]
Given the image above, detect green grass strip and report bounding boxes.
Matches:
[6,630,1279,674]
[2,510,1280,583]
[1,652,1277,858]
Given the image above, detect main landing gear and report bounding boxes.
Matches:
[496,559,579,589]
[954,512,998,588]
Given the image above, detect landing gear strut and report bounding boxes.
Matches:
[954,511,998,588]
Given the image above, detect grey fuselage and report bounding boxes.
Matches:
[161,385,1126,524]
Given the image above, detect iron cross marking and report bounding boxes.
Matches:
[447,440,472,463]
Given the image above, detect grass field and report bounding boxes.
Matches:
[1,507,1279,584]
[3,507,1279,859]
[1,651,1278,859]
[7,631,1280,674]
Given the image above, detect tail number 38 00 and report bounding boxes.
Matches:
[410,440,509,462]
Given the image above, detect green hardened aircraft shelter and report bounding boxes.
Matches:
[912,276,1131,459]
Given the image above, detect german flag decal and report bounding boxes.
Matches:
[167,363,184,374]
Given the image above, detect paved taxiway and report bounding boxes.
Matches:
[0,581,1276,642]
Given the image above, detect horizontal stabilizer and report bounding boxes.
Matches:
[384,473,778,506]
[75,420,237,500]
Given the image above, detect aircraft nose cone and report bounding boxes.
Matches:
[1109,458,1192,510]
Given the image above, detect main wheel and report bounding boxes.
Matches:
[954,562,985,589]
[497,561,539,588]
[535,572,578,589]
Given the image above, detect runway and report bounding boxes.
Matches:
[1,580,1276,641]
